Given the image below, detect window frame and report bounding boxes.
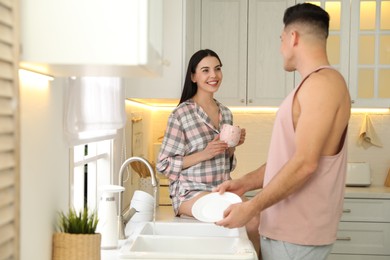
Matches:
[70,139,114,212]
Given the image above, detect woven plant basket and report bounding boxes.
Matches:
[52,232,101,260]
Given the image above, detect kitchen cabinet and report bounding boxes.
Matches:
[311,0,390,108]
[247,0,296,106]
[125,0,185,99]
[349,0,390,108]
[329,195,390,259]
[20,0,163,77]
[192,0,296,106]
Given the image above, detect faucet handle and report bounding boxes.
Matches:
[122,207,137,225]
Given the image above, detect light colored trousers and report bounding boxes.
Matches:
[261,236,333,260]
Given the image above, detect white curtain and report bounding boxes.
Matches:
[64,77,126,146]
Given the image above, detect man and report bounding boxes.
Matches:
[215,3,351,260]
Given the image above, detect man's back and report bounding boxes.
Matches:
[292,67,350,159]
[260,65,350,245]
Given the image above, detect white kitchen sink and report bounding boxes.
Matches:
[119,222,256,260]
[138,222,242,237]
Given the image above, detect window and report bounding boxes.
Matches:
[63,76,126,211]
[70,139,113,212]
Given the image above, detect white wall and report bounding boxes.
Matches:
[120,102,154,209]
[19,77,69,260]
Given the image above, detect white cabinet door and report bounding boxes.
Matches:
[332,222,390,255]
[341,198,390,222]
[332,197,390,258]
[349,0,390,108]
[329,254,390,260]
[125,0,184,99]
[200,0,248,106]
[20,0,163,77]
[295,0,390,108]
[313,0,390,108]
[199,0,295,106]
[247,0,295,106]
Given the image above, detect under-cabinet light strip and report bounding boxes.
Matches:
[126,99,389,114]
[19,69,54,81]
[350,108,389,114]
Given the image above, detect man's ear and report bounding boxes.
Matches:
[291,30,299,47]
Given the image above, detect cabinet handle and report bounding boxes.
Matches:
[351,100,355,104]
[248,99,253,103]
[336,236,351,241]
[240,99,245,103]
[343,209,351,213]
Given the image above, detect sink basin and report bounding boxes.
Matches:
[119,222,256,259]
[120,235,255,259]
[139,222,242,237]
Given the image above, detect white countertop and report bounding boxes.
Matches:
[344,185,390,199]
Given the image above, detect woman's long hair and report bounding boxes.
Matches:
[178,49,222,105]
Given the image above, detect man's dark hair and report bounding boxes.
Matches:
[283,3,330,39]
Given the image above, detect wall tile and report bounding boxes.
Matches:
[138,106,390,187]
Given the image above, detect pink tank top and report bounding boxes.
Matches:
[259,66,348,245]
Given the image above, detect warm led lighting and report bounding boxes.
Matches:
[351,108,389,114]
[230,107,279,113]
[19,62,50,75]
[126,99,151,109]
[19,69,53,91]
[19,69,54,81]
[126,99,279,113]
[126,99,389,114]
[126,99,175,112]
[129,98,179,107]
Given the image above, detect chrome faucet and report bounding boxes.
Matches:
[117,156,158,239]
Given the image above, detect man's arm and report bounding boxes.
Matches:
[215,163,266,197]
[217,70,349,228]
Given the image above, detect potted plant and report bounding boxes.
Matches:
[52,207,101,260]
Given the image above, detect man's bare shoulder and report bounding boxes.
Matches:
[299,68,349,104]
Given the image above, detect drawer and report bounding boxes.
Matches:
[341,199,390,222]
[332,222,390,255]
[329,254,390,260]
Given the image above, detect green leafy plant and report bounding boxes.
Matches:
[57,207,98,234]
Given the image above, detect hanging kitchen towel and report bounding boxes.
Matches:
[358,114,383,148]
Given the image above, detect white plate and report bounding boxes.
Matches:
[192,192,242,222]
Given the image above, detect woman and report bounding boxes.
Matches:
[157,49,260,259]
[156,49,245,217]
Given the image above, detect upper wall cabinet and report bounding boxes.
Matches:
[191,0,296,106]
[349,0,390,107]
[20,0,163,77]
[247,0,296,106]
[309,0,390,108]
[200,0,248,106]
[125,0,185,99]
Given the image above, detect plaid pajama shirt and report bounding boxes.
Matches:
[156,99,237,215]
